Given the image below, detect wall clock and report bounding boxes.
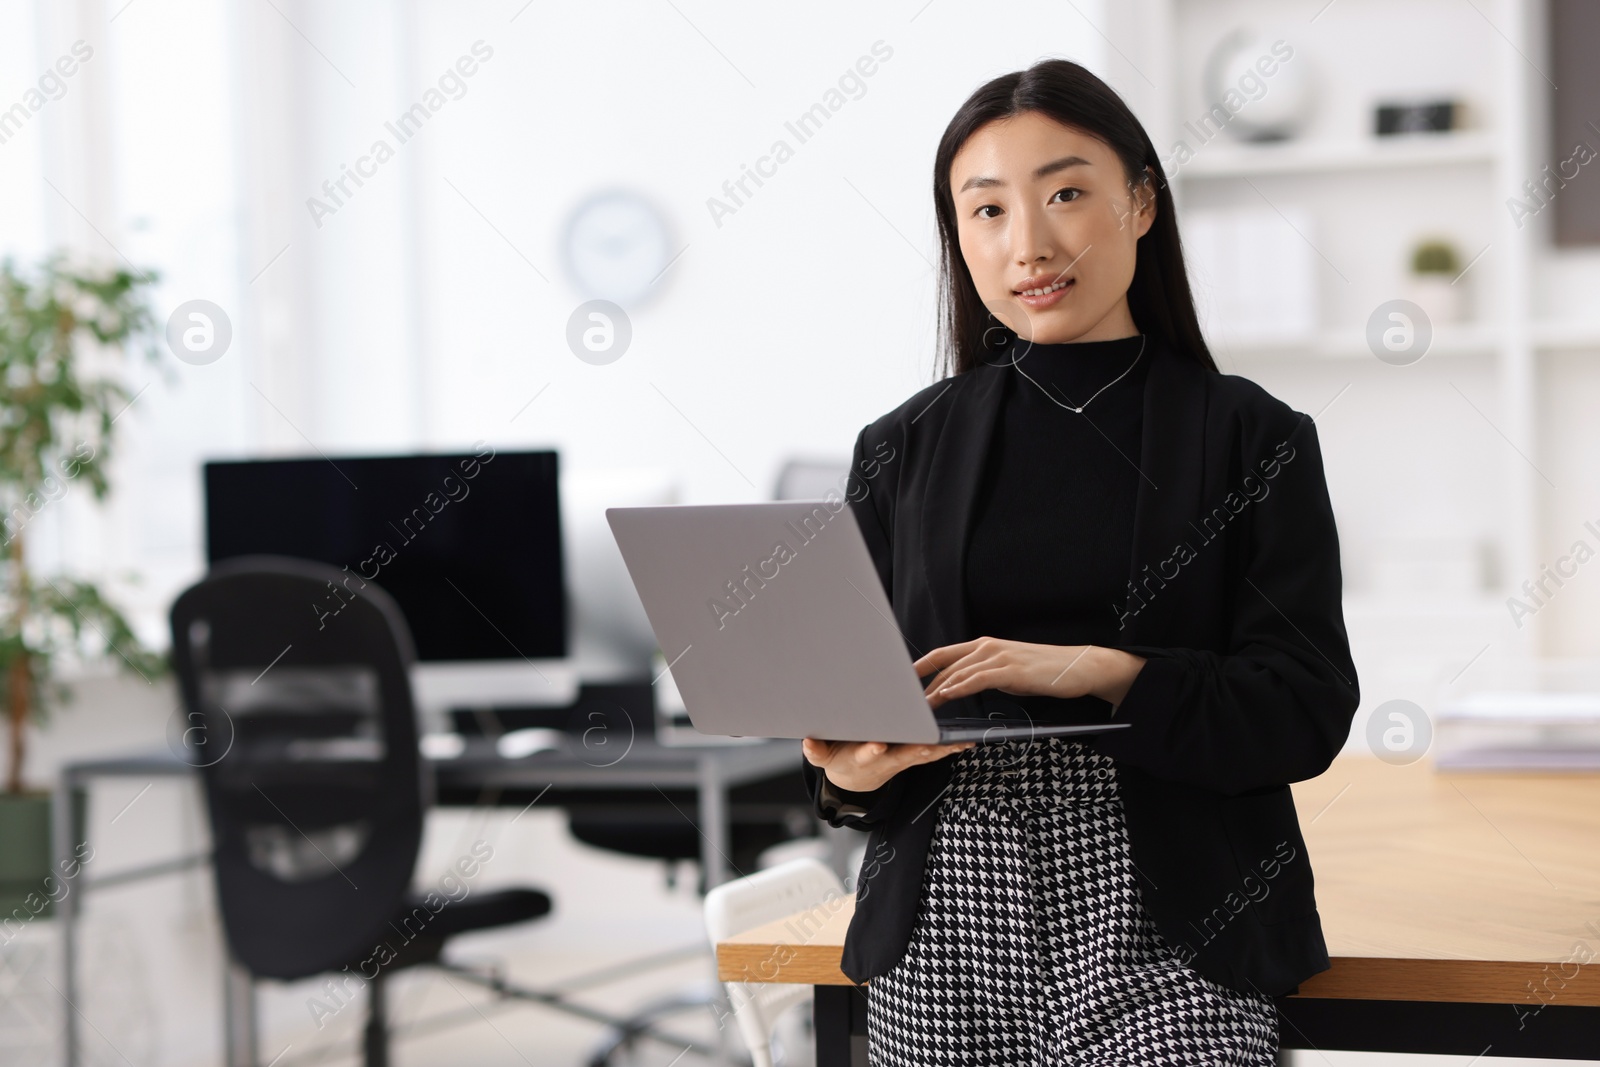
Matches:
[560,188,674,308]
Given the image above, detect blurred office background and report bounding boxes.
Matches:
[2,0,1599,1064]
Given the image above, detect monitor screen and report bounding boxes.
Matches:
[204,447,565,662]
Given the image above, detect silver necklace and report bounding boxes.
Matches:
[1006,333,1147,414]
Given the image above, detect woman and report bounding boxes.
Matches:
[799,58,1359,1065]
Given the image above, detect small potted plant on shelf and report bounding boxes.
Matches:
[1405,237,1467,326]
[0,254,168,921]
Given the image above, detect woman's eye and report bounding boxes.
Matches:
[1052,187,1082,204]
[974,204,1001,219]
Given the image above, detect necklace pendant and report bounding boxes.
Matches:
[1006,333,1146,417]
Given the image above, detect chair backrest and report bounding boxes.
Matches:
[703,857,846,1067]
[770,458,849,502]
[704,856,845,943]
[169,555,427,980]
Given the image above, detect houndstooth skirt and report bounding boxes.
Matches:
[866,735,1279,1066]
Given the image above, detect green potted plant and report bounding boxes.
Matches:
[1405,236,1466,325]
[0,254,168,921]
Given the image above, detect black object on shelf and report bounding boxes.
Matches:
[1374,100,1459,136]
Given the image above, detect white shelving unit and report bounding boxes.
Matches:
[1212,322,1503,361]
[1104,0,1579,719]
[1176,129,1501,178]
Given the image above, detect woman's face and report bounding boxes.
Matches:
[950,110,1154,344]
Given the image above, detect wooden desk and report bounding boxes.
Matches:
[716,754,1600,1064]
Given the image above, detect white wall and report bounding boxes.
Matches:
[7,0,1129,657]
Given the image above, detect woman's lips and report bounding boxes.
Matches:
[1014,278,1073,309]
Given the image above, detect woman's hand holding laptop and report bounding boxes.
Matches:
[802,736,976,793]
[802,637,1148,792]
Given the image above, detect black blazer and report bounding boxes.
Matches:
[801,335,1360,997]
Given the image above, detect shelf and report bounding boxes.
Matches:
[1531,320,1600,350]
[1126,0,1547,657]
[1211,323,1499,361]
[1174,131,1500,179]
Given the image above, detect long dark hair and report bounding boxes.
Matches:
[933,58,1217,376]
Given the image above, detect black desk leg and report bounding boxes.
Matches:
[815,984,870,1067]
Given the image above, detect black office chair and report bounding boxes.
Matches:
[563,797,817,1064]
[169,556,557,1067]
[449,685,820,897]
[444,686,820,1064]
[565,781,817,897]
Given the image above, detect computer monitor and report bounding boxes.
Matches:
[204,447,576,713]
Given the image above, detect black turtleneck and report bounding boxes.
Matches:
[963,331,1149,722]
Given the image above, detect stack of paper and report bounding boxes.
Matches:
[1435,689,1600,771]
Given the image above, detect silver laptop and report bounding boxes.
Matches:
[606,501,1131,745]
